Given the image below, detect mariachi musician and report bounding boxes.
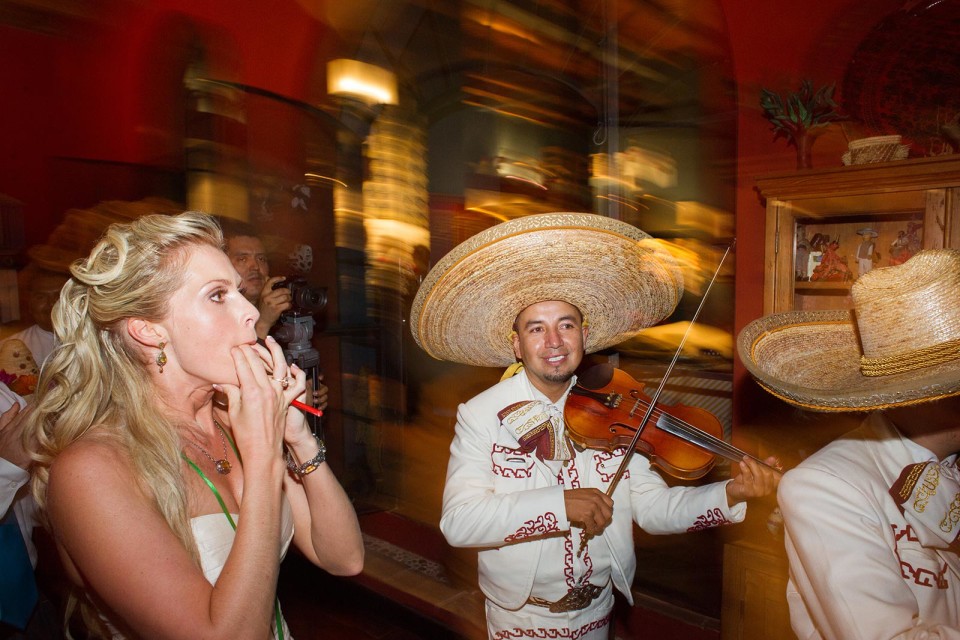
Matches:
[410,213,780,640]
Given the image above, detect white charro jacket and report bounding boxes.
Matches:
[440,371,745,610]
[779,412,960,640]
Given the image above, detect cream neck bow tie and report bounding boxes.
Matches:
[890,459,960,549]
[499,400,572,461]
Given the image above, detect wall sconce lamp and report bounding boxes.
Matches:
[327,59,398,106]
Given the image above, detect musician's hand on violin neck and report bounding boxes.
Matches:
[725,455,782,507]
[564,488,614,536]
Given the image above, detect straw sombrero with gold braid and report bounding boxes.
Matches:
[410,212,684,367]
[737,249,960,412]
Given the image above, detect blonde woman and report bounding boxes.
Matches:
[27,212,363,639]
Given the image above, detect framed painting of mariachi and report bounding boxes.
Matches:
[755,155,959,314]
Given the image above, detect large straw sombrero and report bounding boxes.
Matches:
[410,212,684,367]
[737,249,960,412]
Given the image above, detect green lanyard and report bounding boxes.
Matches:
[182,426,285,640]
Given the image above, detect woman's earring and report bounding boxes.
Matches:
[156,341,167,373]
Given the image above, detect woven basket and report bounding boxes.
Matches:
[842,135,910,165]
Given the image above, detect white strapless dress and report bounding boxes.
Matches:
[104,497,296,639]
[190,497,296,639]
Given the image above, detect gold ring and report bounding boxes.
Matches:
[273,376,290,390]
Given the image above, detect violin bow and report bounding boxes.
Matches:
[577,239,736,555]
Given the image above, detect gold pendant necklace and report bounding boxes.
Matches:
[187,420,232,475]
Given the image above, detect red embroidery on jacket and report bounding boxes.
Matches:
[593,449,630,483]
[557,526,595,588]
[492,615,610,638]
[567,457,582,489]
[492,444,534,478]
[892,524,950,589]
[505,513,560,542]
[555,458,595,586]
[687,507,731,531]
[562,527,576,586]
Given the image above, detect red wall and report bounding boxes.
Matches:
[0,24,59,250]
[0,0,326,251]
[3,0,908,414]
[718,0,907,426]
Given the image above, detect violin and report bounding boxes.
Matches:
[564,363,777,480]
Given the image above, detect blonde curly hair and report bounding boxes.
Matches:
[26,210,223,636]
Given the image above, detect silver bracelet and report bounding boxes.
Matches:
[285,435,326,477]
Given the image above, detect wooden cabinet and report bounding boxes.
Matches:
[721,538,794,640]
[725,157,960,639]
[754,156,960,314]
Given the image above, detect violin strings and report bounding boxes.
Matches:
[576,388,772,468]
[658,416,751,463]
[626,396,759,465]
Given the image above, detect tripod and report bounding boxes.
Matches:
[274,313,323,436]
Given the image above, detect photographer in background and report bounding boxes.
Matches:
[218,217,328,412]
[218,217,292,340]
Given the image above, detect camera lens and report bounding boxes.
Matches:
[275,276,327,315]
[294,285,327,312]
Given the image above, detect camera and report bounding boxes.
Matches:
[270,276,325,434]
[271,276,327,316]
[270,276,327,365]
[270,276,325,370]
